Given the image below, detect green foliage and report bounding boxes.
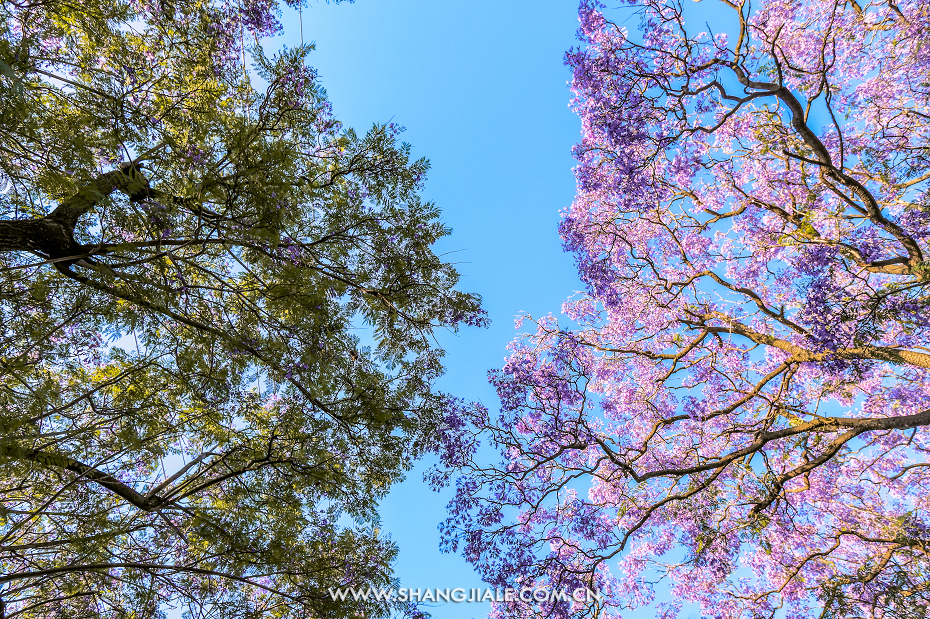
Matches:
[0,1,484,616]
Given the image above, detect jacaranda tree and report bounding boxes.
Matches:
[0,0,486,616]
[437,1,930,618]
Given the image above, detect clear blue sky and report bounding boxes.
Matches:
[277,2,584,617]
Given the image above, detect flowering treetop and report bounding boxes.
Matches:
[438,1,930,618]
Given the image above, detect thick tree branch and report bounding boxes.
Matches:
[690,312,930,369]
[615,407,930,483]
[0,165,153,260]
[12,447,165,511]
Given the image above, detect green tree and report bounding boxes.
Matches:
[0,0,485,616]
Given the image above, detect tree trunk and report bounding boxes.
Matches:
[0,217,82,258]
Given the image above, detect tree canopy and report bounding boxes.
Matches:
[438,1,930,618]
[0,0,485,616]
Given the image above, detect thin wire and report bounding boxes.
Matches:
[241,21,251,120]
[241,24,247,82]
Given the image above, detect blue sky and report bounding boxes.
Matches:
[272,1,587,617]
